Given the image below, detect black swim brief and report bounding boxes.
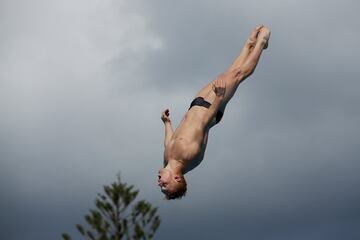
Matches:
[188,97,224,124]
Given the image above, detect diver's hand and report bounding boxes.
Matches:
[212,78,226,99]
[161,109,171,123]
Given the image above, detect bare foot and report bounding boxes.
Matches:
[246,25,263,49]
[228,25,263,71]
[257,26,271,49]
[228,25,268,71]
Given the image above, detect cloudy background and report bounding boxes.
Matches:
[1,0,360,239]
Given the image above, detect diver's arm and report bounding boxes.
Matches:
[161,109,174,147]
[205,96,222,122]
[204,79,226,123]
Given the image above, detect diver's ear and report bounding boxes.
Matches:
[174,175,181,182]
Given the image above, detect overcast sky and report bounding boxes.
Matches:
[1,0,360,239]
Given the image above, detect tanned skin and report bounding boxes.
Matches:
[158,25,271,197]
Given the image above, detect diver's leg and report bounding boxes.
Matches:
[194,25,266,101]
[239,27,270,79]
[216,27,270,107]
[209,27,270,127]
[194,27,270,126]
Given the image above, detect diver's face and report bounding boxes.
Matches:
[158,168,178,194]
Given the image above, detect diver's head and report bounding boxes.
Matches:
[158,167,187,200]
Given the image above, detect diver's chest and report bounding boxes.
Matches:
[168,138,200,161]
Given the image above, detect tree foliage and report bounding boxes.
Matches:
[62,175,161,240]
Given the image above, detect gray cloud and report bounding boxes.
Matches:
[1,0,360,239]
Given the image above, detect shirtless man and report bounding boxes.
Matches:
[158,25,271,199]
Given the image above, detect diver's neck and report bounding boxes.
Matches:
[165,159,185,174]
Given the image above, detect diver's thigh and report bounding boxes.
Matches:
[193,81,214,99]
